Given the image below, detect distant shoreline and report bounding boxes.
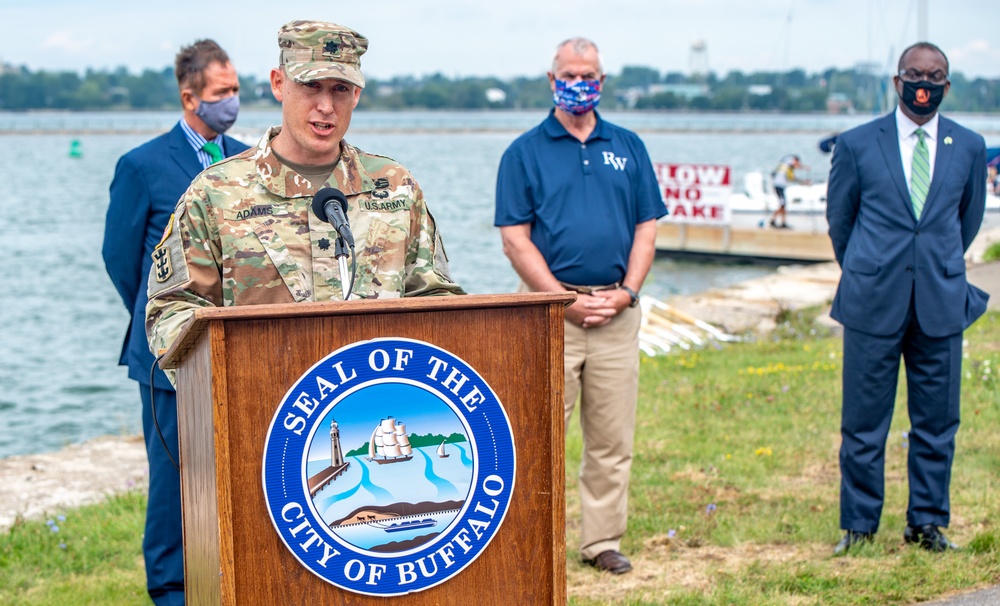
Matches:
[4,108,999,137]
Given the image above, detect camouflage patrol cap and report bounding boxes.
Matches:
[278,20,368,88]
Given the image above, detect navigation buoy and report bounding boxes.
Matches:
[69,139,83,158]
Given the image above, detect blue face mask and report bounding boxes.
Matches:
[195,93,240,134]
[552,79,601,115]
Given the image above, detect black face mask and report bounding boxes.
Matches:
[901,80,945,116]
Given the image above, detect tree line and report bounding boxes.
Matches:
[0,63,997,113]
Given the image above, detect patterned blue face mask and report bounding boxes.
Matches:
[553,79,601,115]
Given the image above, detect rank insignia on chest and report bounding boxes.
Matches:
[152,247,172,283]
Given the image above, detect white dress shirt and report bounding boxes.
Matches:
[895,106,939,191]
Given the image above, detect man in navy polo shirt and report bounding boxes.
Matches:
[495,37,665,575]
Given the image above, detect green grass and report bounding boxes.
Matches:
[564,309,1000,605]
[3,311,999,605]
[0,492,148,605]
[983,241,1000,263]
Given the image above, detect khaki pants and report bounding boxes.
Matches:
[563,304,641,559]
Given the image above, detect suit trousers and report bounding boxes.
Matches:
[140,384,185,606]
[564,305,641,559]
[839,302,963,534]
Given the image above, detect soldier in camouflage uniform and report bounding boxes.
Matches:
[146,20,464,358]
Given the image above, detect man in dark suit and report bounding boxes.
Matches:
[827,42,988,555]
[102,39,248,605]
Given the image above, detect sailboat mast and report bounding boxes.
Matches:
[917,0,927,40]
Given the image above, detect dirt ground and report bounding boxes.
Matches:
[0,435,148,530]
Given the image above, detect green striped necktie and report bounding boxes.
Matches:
[910,128,929,219]
[202,141,223,164]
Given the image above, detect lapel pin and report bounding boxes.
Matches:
[944,136,953,145]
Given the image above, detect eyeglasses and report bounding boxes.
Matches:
[898,69,948,85]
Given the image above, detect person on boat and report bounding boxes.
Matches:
[495,37,664,575]
[102,39,248,606]
[145,22,464,380]
[768,154,808,228]
[827,42,988,556]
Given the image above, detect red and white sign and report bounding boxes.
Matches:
[654,163,732,224]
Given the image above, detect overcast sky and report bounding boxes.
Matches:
[2,0,997,81]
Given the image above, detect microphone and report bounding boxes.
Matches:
[312,188,354,248]
[311,187,356,301]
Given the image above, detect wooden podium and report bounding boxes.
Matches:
[160,293,573,605]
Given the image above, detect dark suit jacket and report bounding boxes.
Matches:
[103,122,250,389]
[827,111,988,338]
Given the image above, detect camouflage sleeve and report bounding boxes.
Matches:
[402,181,466,297]
[144,180,225,359]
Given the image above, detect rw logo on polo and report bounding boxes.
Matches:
[602,151,628,171]
[262,338,516,596]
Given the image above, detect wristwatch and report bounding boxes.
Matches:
[620,285,640,308]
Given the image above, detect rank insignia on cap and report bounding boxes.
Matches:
[152,248,172,283]
[324,40,340,56]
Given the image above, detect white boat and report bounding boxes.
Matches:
[436,440,450,458]
[728,171,1000,214]
[366,417,414,465]
[728,171,828,215]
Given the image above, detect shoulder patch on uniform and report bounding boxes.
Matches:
[156,213,174,248]
[147,210,191,298]
[152,247,172,282]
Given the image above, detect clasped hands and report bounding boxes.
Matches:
[566,290,631,328]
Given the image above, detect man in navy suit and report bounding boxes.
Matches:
[102,39,249,605]
[827,42,988,555]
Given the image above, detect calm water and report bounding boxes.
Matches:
[1,110,997,457]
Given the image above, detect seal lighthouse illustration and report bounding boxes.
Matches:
[366,416,414,464]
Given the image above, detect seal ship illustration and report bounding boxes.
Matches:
[366,417,414,464]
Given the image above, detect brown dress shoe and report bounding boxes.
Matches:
[584,550,632,574]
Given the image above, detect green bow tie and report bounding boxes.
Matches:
[201,141,223,164]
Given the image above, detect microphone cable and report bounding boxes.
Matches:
[149,355,180,472]
[344,240,357,300]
